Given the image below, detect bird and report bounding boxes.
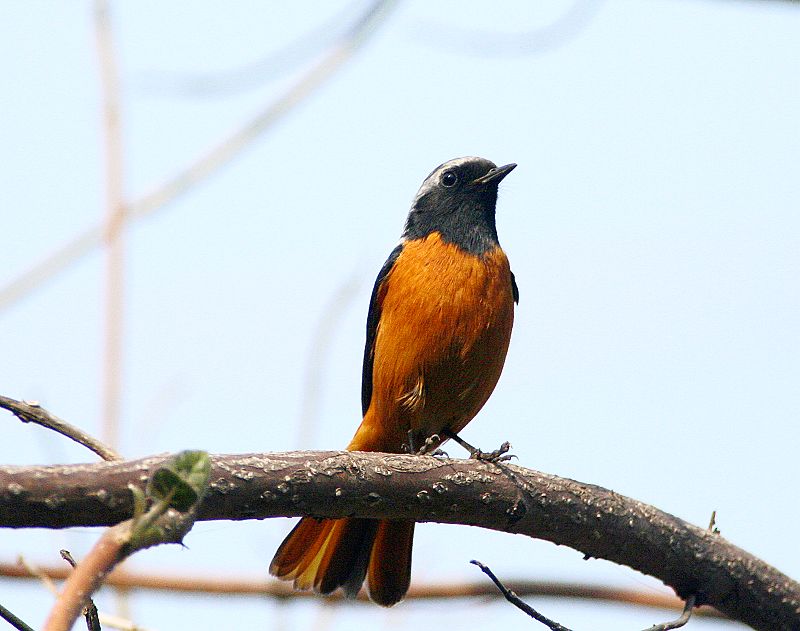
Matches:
[269,156,518,606]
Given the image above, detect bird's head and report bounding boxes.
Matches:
[403,157,516,254]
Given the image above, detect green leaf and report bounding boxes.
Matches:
[147,450,211,512]
[128,483,147,519]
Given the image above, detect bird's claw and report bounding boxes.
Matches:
[416,433,442,456]
[469,441,514,463]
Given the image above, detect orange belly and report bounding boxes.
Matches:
[349,232,515,453]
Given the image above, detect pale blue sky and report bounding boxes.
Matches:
[1,1,798,629]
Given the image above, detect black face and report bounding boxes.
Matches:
[402,157,515,255]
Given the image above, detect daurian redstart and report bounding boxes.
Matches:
[270,157,518,606]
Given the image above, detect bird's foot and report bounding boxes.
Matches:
[403,431,449,457]
[414,433,448,457]
[469,441,514,463]
[441,429,515,463]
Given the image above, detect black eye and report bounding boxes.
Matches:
[441,170,458,187]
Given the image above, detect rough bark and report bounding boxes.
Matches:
[1,451,798,630]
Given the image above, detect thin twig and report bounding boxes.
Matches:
[472,560,572,630]
[473,560,697,631]
[44,523,130,631]
[43,466,207,631]
[0,395,122,461]
[16,557,151,631]
[0,0,397,311]
[0,602,35,631]
[61,550,102,631]
[641,595,696,631]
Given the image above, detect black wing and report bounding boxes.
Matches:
[361,244,403,416]
[511,270,519,304]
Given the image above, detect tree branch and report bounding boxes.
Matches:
[93,0,126,451]
[0,602,35,631]
[59,550,101,631]
[0,0,398,312]
[0,560,721,616]
[472,560,696,631]
[41,451,210,631]
[472,560,572,630]
[1,450,798,630]
[0,395,122,461]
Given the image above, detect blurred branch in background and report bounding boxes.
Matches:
[94,0,126,451]
[0,0,398,312]
[40,451,211,631]
[295,273,363,448]
[126,0,397,219]
[412,0,800,58]
[412,0,606,57]
[138,1,372,97]
[16,557,152,631]
[0,560,724,620]
[92,6,133,627]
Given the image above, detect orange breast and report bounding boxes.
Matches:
[349,232,515,453]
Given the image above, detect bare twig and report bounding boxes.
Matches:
[471,560,572,631]
[642,595,696,631]
[473,561,696,631]
[59,549,77,568]
[94,0,126,451]
[45,521,133,631]
[0,0,397,311]
[61,550,102,631]
[0,395,122,461]
[0,603,35,631]
[15,557,151,631]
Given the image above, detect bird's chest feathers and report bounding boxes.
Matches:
[378,233,514,366]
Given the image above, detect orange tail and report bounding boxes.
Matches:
[269,517,414,606]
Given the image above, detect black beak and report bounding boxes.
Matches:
[472,163,516,185]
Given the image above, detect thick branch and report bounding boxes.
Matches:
[42,450,210,631]
[1,451,798,630]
